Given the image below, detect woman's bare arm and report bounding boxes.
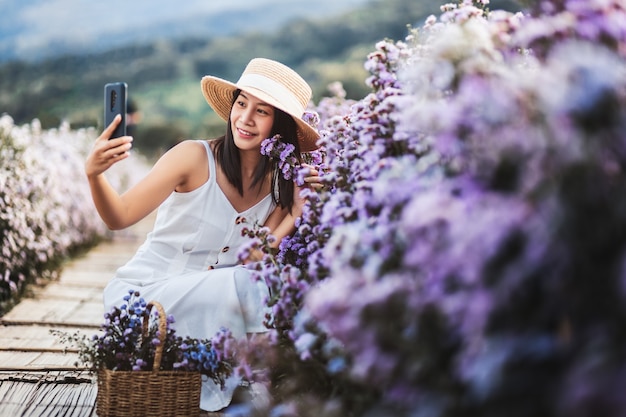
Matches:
[262,164,323,248]
[85,118,206,229]
[263,207,296,249]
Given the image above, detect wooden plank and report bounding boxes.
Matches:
[20,380,97,417]
[1,299,104,326]
[0,350,85,370]
[0,350,41,369]
[68,249,137,266]
[57,270,115,287]
[2,299,80,322]
[0,379,36,415]
[31,284,103,301]
[69,244,140,259]
[62,251,130,266]
[0,371,94,382]
[70,301,106,326]
[0,371,97,417]
[0,325,96,350]
[32,352,84,368]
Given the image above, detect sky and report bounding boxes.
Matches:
[0,0,370,61]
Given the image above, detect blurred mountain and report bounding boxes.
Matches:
[0,0,369,62]
[0,0,523,157]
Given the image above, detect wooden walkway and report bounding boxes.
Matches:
[0,215,154,416]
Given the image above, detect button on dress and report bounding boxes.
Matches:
[103,140,275,411]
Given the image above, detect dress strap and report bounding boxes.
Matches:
[199,140,216,183]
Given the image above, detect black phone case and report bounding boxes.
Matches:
[104,82,128,139]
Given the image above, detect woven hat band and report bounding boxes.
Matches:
[237,73,306,116]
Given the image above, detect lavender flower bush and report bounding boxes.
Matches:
[237,1,626,416]
[0,116,150,314]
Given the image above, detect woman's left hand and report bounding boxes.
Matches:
[300,163,324,191]
[263,163,325,249]
[293,164,324,214]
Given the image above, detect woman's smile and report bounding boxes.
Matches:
[235,127,256,139]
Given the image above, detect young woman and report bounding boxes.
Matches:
[85,58,321,411]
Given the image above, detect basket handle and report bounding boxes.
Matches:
[143,301,167,372]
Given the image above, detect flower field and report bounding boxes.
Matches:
[2,0,626,415]
[0,115,149,314]
[240,0,626,416]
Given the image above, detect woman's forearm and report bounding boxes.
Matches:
[269,212,298,248]
[87,174,129,230]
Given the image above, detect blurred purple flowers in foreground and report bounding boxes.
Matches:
[236,0,626,416]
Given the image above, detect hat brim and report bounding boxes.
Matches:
[201,76,320,153]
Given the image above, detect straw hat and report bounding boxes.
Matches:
[201,58,320,152]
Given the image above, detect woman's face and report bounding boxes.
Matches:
[230,91,275,152]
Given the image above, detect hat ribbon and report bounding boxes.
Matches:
[237,73,306,116]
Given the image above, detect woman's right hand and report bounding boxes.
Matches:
[85,115,133,178]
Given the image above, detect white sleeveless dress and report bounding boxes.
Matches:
[103,140,274,411]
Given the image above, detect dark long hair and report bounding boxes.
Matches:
[213,89,301,211]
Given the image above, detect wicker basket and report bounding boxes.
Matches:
[96,301,202,417]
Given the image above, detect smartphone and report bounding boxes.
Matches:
[104,82,128,139]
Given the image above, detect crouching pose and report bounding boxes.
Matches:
[85,58,320,411]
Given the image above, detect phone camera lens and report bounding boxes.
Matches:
[110,91,117,110]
